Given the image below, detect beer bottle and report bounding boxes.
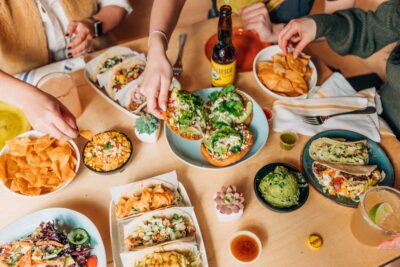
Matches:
[211,5,236,87]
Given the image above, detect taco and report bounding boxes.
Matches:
[91,51,130,81]
[115,179,184,219]
[164,88,208,140]
[201,125,254,167]
[207,84,253,127]
[131,244,202,267]
[312,161,382,201]
[124,208,196,250]
[106,58,145,100]
[309,137,369,165]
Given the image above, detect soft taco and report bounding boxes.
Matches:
[124,208,196,251]
[91,50,130,81]
[106,58,146,100]
[164,88,208,140]
[115,179,184,219]
[201,125,254,167]
[207,84,253,127]
[125,243,202,267]
[312,161,382,201]
[116,78,147,115]
[309,137,369,165]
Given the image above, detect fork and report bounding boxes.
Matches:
[301,106,377,125]
[172,33,187,78]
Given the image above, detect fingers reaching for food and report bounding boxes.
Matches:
[278,18,317,58]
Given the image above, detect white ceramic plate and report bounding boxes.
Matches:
[0,208,107,267]
[253,44,318,100]
[0,130,80,198]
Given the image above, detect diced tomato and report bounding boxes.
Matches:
[333,177,344,191]
[85,255,98,267]
[168,100,175,105]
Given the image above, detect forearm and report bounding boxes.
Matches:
[93,6,127,33]
[148,0,186,51]
[310,1,400,58]
[0,71,37,109]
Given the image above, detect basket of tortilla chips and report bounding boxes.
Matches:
[0,130,80,197]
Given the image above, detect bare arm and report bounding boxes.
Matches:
[0,70,78,140]
[93,5,127,33]
[140,0,186,118]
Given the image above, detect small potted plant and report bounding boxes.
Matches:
[214,185,245,222]
[134,113,160,143]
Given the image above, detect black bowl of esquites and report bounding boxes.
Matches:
[82,130,133,175]
[254,163,309,212]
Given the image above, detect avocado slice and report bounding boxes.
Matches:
[64,255,76,267]
[234,100,253,124]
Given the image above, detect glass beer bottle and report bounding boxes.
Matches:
[211,5,236,87]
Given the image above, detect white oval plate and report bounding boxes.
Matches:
[0,130,80,198]
[0,208,107,267]
[253,44,318,100]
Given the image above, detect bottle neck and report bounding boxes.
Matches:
[217,15,232,45]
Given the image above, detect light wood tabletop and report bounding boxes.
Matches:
[1,17,399,267]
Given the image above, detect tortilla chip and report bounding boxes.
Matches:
[79,129,93,140]
[33,135,55,153]
[0,156,7,183]
[47,145,72,168]
[60,164,75,181]
[6,137,30,156]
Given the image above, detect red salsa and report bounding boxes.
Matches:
[230,234,259,262]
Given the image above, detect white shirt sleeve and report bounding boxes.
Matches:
[98,0,133,16]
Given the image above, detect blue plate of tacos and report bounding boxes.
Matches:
[302,130,395,207]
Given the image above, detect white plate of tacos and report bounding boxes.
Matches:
[302,130,395,207]
[108,171,208,267]
[85,46,181,119]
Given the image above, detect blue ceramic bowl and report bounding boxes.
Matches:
[254,163,309,213]
[164,88,269,170]
[302,130,395,207]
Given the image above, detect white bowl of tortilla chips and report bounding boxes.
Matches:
[0,130,80,198]
[253,45,318,99]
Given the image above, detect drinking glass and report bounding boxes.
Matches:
[350,186,400,246]
[36,72,82,118]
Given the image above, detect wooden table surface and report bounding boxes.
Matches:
[1,17,400,267]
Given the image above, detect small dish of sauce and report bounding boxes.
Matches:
[229,231,262,264]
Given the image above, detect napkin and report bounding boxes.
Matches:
[14,57,85,86]
[272,72,394,142]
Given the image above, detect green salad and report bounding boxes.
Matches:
[258,166,304,208]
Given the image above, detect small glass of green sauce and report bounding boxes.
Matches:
[280,131,298,151]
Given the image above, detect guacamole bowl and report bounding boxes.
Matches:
[254,163,309,213]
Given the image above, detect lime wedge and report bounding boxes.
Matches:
[369,202,394,226]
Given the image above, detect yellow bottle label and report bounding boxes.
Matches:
[211,59,236,87]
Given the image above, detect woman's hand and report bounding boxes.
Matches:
[278,18,317,58]
[139,40,172,119]
[21,89,79,140]
[66,19,95,58]
[239,3,274,42]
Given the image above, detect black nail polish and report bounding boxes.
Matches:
[67,46,71,50]
[65,33,69,37]
[67,53,72,58]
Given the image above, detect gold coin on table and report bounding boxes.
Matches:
[308,233,323,249]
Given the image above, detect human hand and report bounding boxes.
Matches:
[22,88,78,140]
[278,18,317,58]
[66,19,95,58]
[239,3,274,42]
[139,42,172,119]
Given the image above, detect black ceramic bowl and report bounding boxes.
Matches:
[82,130,133,175]
[254,162,309,213]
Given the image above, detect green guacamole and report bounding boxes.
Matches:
[258,166,300,208]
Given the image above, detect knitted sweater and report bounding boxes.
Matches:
[310,0,400,139]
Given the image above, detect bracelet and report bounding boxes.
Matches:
[148,30,169,48]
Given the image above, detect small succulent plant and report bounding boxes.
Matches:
[135,114,160,134]
[214,185,244,215]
